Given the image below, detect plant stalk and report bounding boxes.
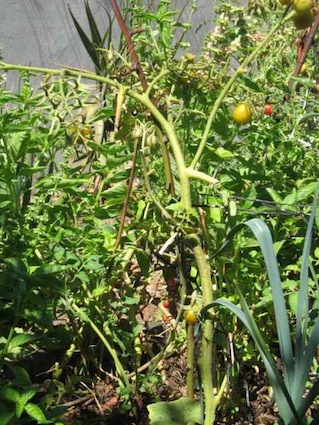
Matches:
[193,240,215,425]
[70,302,130,389]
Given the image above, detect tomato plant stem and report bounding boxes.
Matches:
[186,322,195,400]
[70,302,130,389]
[193,241,216,424]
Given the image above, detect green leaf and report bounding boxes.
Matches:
[84,0,102,46]
[31,264,67,276]
[283,189,297,206]
[244,219,294,390]
[136,200,146,221]
[147,397,202,425]
[68,6,100,70]
[0,388,20,403]
[208,298,300,424]
[293,188,319,404]
[0,403,15,425]
[209,207,222,222]
[25,403,52,424]
[295,182,317,202]
[135,250,150,277]
[266,188,283,204]
[7,365,32,386]
[8,334,37,350]
[212,111,232,138]
[288,292,298,315]
[238,75,262,92]
[16,389,37,418]
[214,147,236,159]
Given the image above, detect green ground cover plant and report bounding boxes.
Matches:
[0,0,319,424]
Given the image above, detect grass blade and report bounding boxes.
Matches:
[101,8,114,49]
[293,316,319,409]
[85,0,102,46]
[295,188,319,370]
[68,6,101,71]
[244,218,294,392]
[211,298,300,423]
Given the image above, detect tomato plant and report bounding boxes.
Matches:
[1,0,319,423]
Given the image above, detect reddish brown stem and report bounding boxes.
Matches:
[110,0,148,91]
[291,11,319,80]
[110,0,175,250]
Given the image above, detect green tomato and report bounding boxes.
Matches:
[292,10,314,28]
[293,0,313,15]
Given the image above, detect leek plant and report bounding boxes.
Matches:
[204,192,319,425]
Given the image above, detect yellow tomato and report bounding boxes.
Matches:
[300,63,308,74]
[184,310,197,325]
[232,103,252,125]
[68,124,92,144]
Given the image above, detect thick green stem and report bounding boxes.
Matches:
[193,241,215,425]
[186,322,195,400]
[133,92,191,208]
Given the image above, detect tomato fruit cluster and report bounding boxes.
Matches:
[292,0,315,29]
[279,0,316,29]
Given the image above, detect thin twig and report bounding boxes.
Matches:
[114,136,140,250]
[58,394,93,408]
[110,0,175,196]
[110,0,148,91]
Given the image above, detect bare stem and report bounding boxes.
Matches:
[114,136,140,250]
[192,240,216,425]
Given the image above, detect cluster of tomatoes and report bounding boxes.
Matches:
[232,0,315,126]
[232,102,274,125]
[280,0,317,30]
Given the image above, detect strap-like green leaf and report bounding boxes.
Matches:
[212,218,294,392]
[84,0,102,46]
[295,188,319,372]
[244,218,294,392]
[207,298,300,423]
[293,316,319,409]
[68,6,101,71]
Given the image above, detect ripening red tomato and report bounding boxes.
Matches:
[264,104,273,115]
[163,299,170,308]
